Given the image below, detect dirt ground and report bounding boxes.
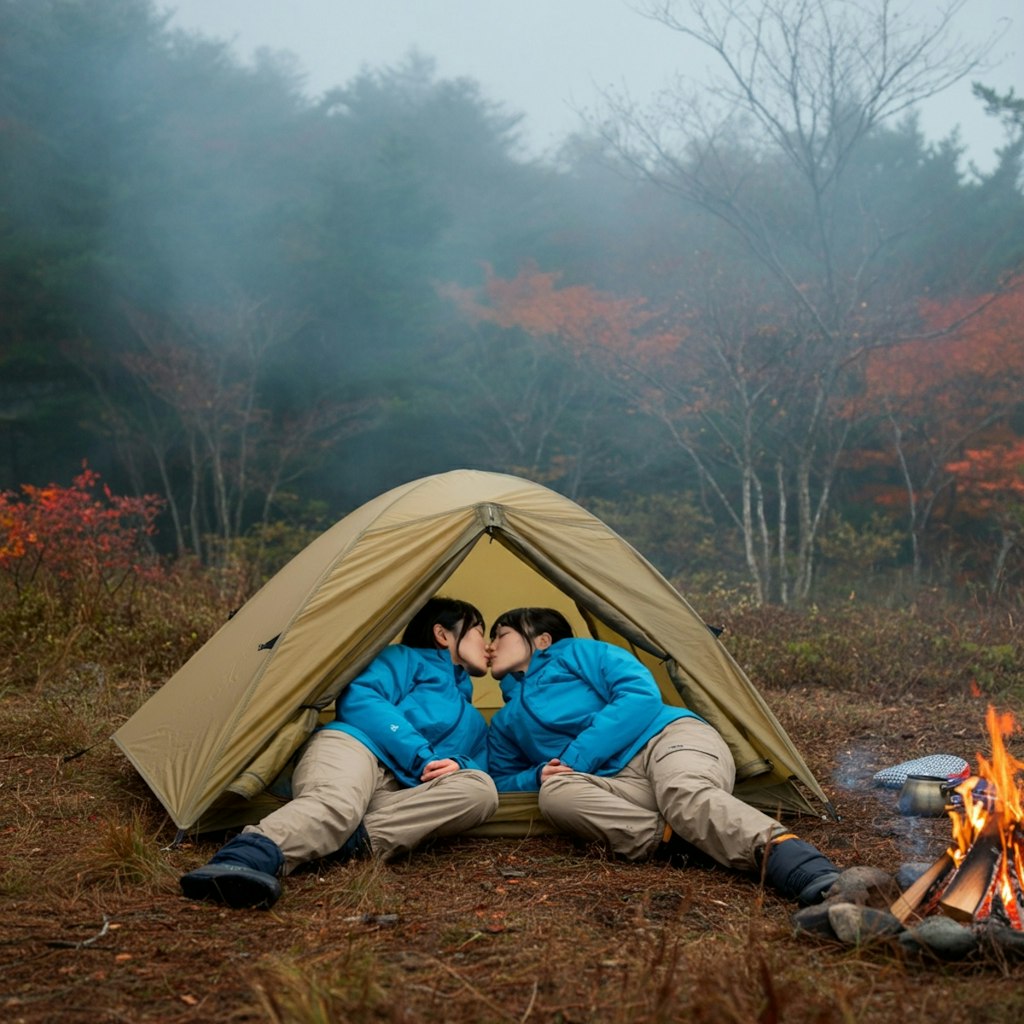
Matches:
[3,684,1024,1024]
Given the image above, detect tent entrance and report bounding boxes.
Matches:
[444,533,594,720]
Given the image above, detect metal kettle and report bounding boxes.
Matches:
[896,774,950,816]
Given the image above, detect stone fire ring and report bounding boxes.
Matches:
[791,866,1024,962]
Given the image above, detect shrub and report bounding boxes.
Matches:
[712,599,1024,702]
[0,466,244,692]
[0,462,164,607]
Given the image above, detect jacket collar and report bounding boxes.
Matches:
[418,646,468,683]
[496,639,569,701]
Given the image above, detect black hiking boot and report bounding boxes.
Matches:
[180,832,284,910]
[322,821,373,867]
[761,834,840,905]
[654,825,718,870]
[339,821,373,861]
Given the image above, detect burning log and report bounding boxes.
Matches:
[890,851,956,924]
[937,818,1003,922]
[890,706,1024,932]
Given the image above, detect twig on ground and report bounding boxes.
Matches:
[519,978,539,1022]
[45,914,111,949]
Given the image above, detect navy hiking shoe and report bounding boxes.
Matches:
[761,834,839,906]
[180,833,285,910]
[339,821,372,861]
[655,826,718,869]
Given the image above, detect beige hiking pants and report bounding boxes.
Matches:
[244,728,498,874]
[538,717,780,870]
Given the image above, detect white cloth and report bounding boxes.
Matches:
[872,753,970,789]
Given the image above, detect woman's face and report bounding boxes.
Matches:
[487,625,535,680]
[438,620,489,677]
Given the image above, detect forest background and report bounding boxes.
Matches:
[2,6,1024,1018]
[2,0,1024,608]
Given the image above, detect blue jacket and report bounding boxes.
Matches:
[323,645,488,787]
[487,637,699,792]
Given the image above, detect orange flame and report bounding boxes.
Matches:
[947,706,1024,925]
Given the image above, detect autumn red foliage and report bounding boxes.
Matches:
[945,438,1024,512]
[0,463,165,598]
[442,263,680,361]
[845,276,1024,585]
[861,276,1024,428]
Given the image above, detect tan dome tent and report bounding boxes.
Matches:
[114,469,836,836]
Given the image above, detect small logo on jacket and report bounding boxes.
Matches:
[390,724,399,732]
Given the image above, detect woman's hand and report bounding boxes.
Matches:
[420,758,460,782]
[539,758,574,783]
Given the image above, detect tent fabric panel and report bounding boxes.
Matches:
[226,707,321,800]
[366,472,551,527]
[734,778,829,819]
[109,518,344,818]
[501,499,823,792]
[110,494,399,827]
[172,515,484,826]
[110,476,477,825]
[114,507,482,829]
[464,503,827,809]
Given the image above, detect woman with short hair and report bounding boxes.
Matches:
[486,606,838,905]
[180,597,498,909]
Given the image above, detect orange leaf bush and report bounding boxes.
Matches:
[0,462,165,600]
[0,464,185,692]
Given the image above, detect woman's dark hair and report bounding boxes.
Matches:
[402,596,484,651]
[489,607,573,645]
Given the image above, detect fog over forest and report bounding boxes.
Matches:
[1,0,1023,602]
[168,0,1023,171]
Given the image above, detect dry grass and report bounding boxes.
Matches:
[3,666,1024,1022]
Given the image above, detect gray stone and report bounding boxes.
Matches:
[828,902,905,945]
[791,901,839,939]
[895,862,935,891]
[899,915,979,960]
[828,865,900,909]
[981,922,1024,960]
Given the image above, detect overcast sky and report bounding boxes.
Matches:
[165,1,1022,171]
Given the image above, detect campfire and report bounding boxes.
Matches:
[892,706,1024,930]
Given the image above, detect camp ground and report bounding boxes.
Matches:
[113,469,837,838]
